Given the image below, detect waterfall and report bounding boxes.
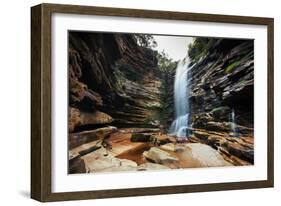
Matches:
[169,59,191,138]
[230,108,238,137]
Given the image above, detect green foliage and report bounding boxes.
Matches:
[225,60,240,73]
[156,50,177,73]
[134,34,157,49]
[156,51,177,127]
[133,50,177,128]
[188,38,215,63]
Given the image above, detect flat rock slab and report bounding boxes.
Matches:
[180,143,233,167]
[107,130,149,156]
[148,143,232,169]
[81,147,138,172]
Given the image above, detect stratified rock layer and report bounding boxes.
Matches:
[189,39,254,128]
[69,32,161,130]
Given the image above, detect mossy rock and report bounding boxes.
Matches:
[211,106,230,119]
[225,60,240,73]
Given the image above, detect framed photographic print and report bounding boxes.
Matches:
[31,3,274,202]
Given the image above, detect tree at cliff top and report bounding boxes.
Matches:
[135,34,158,49]
[188,38,215,65]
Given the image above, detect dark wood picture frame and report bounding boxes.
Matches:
[31,3,274,202]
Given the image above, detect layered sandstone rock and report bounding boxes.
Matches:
[69,32,161,129]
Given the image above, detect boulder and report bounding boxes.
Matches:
[182,143,232,167]
[143,147,179,164]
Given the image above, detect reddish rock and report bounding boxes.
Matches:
[69,126,117,149]
[68,107,113,132]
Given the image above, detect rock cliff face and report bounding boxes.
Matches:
[188,39,254,129]
[183,38,254,165]
[69,32,161,131]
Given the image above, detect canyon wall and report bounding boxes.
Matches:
[188,38,254,130]
[184,38,254,165]
[69,33,254,133]
[68,32,162,132]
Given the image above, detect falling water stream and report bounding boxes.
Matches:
[230,108,238,137]
[169,59,191,138]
